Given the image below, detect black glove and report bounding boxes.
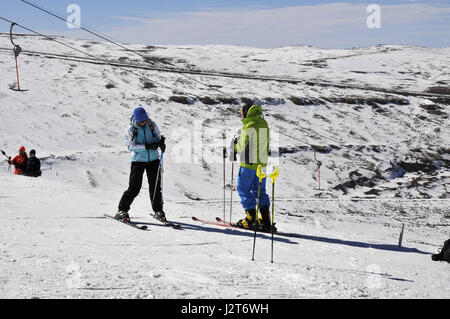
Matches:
[159,136,166,153]
[145,143,159,150]
[228,137,238,162]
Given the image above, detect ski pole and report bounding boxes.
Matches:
[269,166,280,263]
[223,147,227,221]
[1,150,11,174]
[229,135,238,223]
[160,152,164,204]
[152,152,164,205]
[230,162,234,223]
[252,165,266,261]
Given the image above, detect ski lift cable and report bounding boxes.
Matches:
[0,16,200,99]
[21,0,236,100]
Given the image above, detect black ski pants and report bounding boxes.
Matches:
[118,160,163,213]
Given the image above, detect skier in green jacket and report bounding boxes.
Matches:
[232,104,275,232]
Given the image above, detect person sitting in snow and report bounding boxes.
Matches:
[115,107,167,223]
[231,103,275,232]
[25,149,42,177]
[8,146,28,175]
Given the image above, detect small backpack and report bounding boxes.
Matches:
[432,239,450,263]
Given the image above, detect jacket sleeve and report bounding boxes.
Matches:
[152,122,162,142]
[12,155,27,168]
[235,129,249,154]
[125,126,146,153]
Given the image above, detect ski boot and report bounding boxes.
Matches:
[259,206,277,233]
[154,210,167,223]
[432,252,443,261]
[114,210,130,223]
[237,208,258,230]
[432,239,450,262]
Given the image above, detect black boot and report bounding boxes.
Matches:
[114,210,130,223]
[432,253,443,261]
[432,239,450,262]
[259,206,277,233]
[154,210,167,222]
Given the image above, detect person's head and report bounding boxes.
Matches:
[19,146,26,156]
[133,107,149,126]
[240,104,253,119]
[29,150,36,158]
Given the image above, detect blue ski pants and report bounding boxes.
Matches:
[237,166,270,211]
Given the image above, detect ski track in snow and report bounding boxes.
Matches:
[0,35,449,298]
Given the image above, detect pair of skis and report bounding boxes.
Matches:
[191,216,299,239]
[105,213,299,239]
[105,152,177,231]
[104,214,181,231]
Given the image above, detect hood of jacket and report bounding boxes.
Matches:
[242,105,263,125]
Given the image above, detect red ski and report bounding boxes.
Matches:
[191,216,232,228]
[215,217,301,238]
[191,216,301,239]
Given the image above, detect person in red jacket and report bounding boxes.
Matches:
[8,146,28,175]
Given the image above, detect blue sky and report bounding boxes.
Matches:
[1,0,449,48]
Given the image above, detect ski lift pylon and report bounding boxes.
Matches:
[9,22,28,92]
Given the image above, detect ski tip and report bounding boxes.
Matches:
[216,217,229,224]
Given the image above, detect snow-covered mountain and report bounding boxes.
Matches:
[0,34,448,298]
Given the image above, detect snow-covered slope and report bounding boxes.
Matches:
[0,34,448,298]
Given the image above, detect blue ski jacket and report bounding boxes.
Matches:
[125,121,161,162]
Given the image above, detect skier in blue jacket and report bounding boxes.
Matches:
[116,107,167,223]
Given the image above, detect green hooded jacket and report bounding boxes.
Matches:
[234,105,270,170]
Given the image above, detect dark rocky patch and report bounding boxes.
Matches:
[399,161,439,174]
[142,81,156,89]
[364,189,380,196]
[169,96,192,105]
[289,96,325,106]
[217,97,239,105]
[199,97,219,105]
[427,86,450,95]
[143,55,173,66]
